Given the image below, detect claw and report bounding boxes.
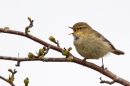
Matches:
[81,58,87,66]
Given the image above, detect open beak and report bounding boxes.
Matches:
[68,26,73,29]
[68,26,74,35]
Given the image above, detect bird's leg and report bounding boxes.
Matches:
[100,57,105,72]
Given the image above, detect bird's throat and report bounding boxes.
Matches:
[74,35,79,40]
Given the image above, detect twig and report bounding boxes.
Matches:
[15,53,21,66]
[25,17,34,34]
[44,46,50,56]
[56,40,60,47]
[15,60,21,67]
[0,69,17,86]
[100,77,115,85]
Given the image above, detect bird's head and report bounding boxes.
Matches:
[69,22,92,38]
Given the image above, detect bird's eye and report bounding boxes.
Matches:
[73,29,76,32]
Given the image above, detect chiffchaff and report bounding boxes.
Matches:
[69,22,124,63]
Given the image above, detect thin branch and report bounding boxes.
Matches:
[0,28,62,52]
[56,40,60,47]
[0,69,17,86]
[0,76,15,86]
[0,56,67,62]
[0,28,130,86]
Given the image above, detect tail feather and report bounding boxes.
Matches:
[112,50,125,55]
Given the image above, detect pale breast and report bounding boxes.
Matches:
[73,35,112,59]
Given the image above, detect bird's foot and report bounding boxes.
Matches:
[81,58,87,66]
[100,65,105,73]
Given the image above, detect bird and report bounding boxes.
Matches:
[69,22,124,66]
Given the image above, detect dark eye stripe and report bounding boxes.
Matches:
[78,27,82,30]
